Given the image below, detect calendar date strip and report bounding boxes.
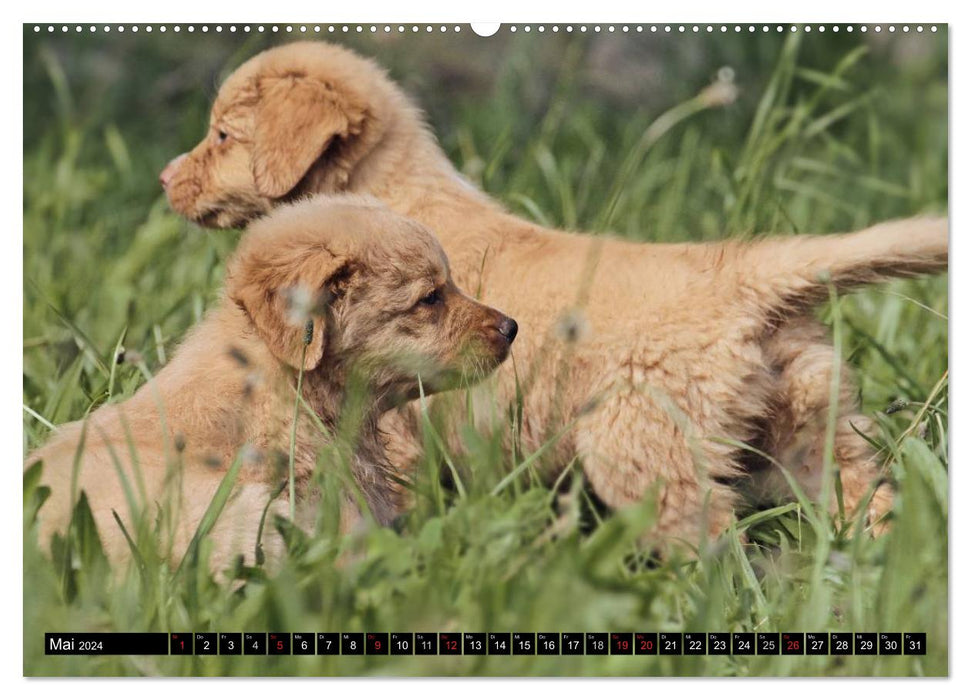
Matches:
[45,631,927,656]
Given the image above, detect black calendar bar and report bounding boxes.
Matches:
[42,631,927,656]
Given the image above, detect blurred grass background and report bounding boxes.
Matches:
[23,25,947,676]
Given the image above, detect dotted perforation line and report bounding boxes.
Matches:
[506,24,938,34]
[32,24,940,35]
[31,24,464,34]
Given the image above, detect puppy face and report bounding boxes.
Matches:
[227,197,516,404]
[163,43,391,229]
[332,254,517,404]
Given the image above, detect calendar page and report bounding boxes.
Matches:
[22,19,948,678]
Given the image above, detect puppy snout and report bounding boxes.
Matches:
[497,316,518,344]
[160,153,187,189]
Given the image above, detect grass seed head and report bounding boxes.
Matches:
[117,349,143,365]
[283,284,326,327]
[699,66,738,107]
[554,308,591,344]
[241,443,263,464]
[885,397,908,414]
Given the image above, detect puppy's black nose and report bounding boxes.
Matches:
[498,317,518,344]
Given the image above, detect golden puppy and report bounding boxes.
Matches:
[26,195,517,571]
[161,41,948,544]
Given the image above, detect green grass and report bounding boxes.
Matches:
[23,29,948,676]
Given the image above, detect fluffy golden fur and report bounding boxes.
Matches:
[27,195,517,570]
[161,41,949,545]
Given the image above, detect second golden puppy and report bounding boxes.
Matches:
[26,195,517,572]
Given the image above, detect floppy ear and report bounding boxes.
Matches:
[251,75,371,199]
[228,243,354,371]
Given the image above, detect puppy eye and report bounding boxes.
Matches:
[217,130,229,144]
[418,289,442,307]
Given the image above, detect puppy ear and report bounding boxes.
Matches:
[227,243,354,371]
[251,75,371,199]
